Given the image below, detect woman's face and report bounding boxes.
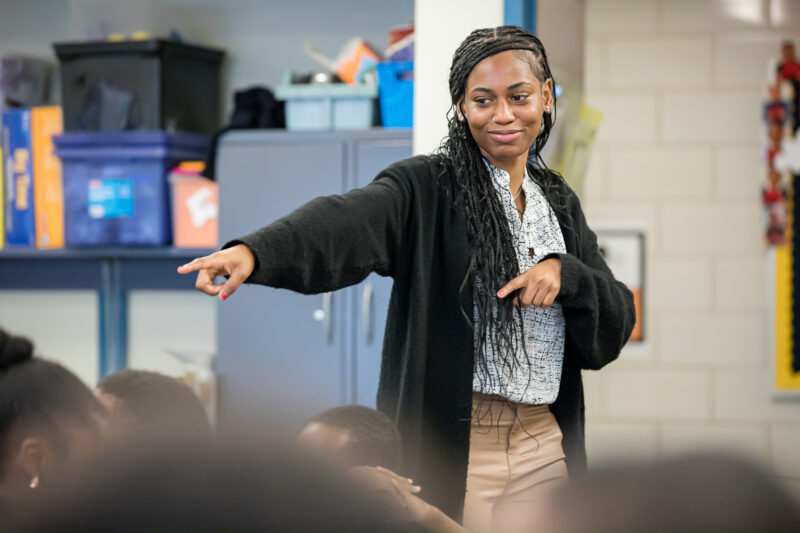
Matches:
[459,49,552,169]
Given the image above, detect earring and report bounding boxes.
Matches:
[29,475,39,489]
[544,106,550,112]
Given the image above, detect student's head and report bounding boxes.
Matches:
[0,328,107,499]
[298,405,402,471]
[95,369,210,439]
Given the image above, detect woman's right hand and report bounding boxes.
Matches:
[176,244,256,301]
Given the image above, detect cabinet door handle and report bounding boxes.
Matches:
[362,282,374,344]
[322,292,333,344]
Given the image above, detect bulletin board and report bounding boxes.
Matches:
[770,214,800,397]
[763,39,800,397]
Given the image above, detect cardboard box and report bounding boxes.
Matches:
[32,106,64,249]
[170,172,218,249]
[2,108,35,246]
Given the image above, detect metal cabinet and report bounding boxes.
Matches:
[350,138,414,407]
[216,130,411,427]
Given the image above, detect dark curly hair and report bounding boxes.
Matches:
[438,26,570,399]
[308,405,402,471]
[96,369,211,438]
[0,328,106,474]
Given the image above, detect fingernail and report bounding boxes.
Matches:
[220,292,228,301]
[497,290,504,297]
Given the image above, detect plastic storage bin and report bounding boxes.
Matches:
[1,55,53,107]
[377,62,413,128]
[275,73,377,131]
[53,131,208,246]
[54,40,224,134]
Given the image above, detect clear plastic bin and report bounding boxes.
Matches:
[275,72,377,131]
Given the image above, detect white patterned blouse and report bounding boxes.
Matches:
[472,161,567,404]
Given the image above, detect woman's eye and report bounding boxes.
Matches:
[474,98,491,105]
[511,94,529,102]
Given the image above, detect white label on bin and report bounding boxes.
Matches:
[88,179,134,219]
[186,186,218,228]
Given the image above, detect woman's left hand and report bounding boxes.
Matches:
[497,257,562,309]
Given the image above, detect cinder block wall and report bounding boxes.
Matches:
[581,0,800,498]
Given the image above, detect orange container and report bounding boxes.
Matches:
[170,169,218,249]
[629,288,643,342]
[31,106,64,249]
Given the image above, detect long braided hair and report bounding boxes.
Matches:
[438,26,568,399]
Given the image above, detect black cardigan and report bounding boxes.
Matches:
[231,155,636,521]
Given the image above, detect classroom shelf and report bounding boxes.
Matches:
[0,247,215,376]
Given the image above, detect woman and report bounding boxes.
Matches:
[0,329,107,515]
[179,26,635,529]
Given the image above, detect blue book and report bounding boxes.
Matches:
[2,109,35,246]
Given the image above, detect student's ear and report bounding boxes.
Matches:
[456,99,466,122]
[18,437,52,487]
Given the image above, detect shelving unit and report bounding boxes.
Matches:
[0,247,214,377]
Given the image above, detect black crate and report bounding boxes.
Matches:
[54,39,225,134]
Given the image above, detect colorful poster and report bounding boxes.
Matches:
[768,40,800,396]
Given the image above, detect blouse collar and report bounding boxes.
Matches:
[483,158,531,193]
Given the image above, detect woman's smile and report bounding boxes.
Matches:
[488,130,524,143]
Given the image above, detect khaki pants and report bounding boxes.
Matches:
[462,392,568,533]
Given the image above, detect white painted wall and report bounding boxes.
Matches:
[0,290,99,385]
[413,0,504,155]
[581,0,800,500]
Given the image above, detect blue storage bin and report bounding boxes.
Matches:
[53,131,208,246]
[275,72,377,131]
[377,61,413,128]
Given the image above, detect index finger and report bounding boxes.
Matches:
[498,274,526,298]
[177,256,213,274]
